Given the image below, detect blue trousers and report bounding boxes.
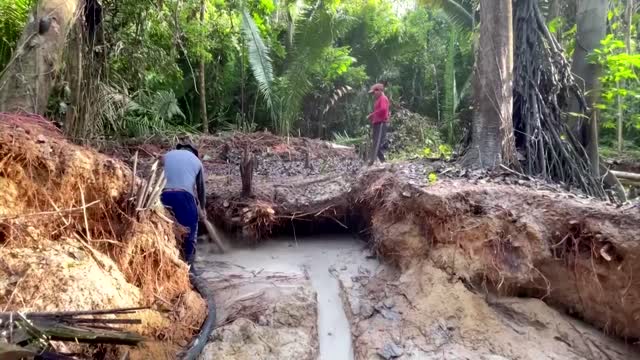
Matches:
[161,191,198,265]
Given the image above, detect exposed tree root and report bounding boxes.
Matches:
[513,0,609,199]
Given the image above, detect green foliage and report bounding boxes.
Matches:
[386,109,446,160]
[241,7,274,111]
[0,0,478,147]
[420,0,474,30]
[273,1,357,135]
[593,34,640,145]
[97,83,188,138]
[332,131,365,146]
[427,172,438,184]
[0,0,34,70]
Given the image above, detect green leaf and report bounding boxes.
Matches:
[420,0,474,30]
[428,172,438,184]
[241,7,275,115]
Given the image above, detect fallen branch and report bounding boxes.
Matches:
[0,200,101,221]
[611,170,640,182]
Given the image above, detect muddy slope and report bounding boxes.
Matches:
[338,262,638,360]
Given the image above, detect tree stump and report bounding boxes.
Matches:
[240,147,254,197]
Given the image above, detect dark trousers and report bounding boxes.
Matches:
[369,122,388,165]
[161,191,198,265]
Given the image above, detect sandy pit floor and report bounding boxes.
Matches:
[195,235,378,360]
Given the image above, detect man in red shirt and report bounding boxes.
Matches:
[367,83,390,165]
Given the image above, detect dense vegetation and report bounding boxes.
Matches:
[0,0,639,161]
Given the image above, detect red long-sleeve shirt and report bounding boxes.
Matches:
[369,95,390,124]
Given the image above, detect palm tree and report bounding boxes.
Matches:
[422,0,475,143]
[463,0,516,168]
[241,1,353,135]
[240,7,275,117]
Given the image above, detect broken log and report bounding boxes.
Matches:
[611,170,640,182]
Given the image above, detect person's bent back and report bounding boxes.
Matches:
[161,144,206,266]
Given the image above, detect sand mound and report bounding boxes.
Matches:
[197,268,318,360]
[0,240,141,312]
[0,115,205,357]
[360,166,640,340]
[340,262,638,359]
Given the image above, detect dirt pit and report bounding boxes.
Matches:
[193,232,640,360]
[106,131,640,359]
[195,236,377,360]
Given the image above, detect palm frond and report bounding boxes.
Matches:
[241,8,275,111]
[94,83,185,137]
[333,130,364,146]
[274,3,356,134]
[149,90,185,121]
[420,0,474,30]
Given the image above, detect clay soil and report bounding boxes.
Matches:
[0,115,206,359]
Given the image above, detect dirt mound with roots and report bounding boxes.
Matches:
[359,167,640,341]
[0,115,205,358]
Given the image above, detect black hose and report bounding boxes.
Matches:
[180,266,217,360]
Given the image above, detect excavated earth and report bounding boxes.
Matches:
[107,132,640,360]
[5,116,640,359]
[0,115,206,359]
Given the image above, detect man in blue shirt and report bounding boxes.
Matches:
[161,143,206,266]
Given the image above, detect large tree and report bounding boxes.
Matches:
[568,0,608,176]
[464,0,517,168]
[0,0,80,114]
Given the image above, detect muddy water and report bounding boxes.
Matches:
[199,235,378,360]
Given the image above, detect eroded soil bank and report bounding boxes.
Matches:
[108,131,640,359]
[0,116,206,358]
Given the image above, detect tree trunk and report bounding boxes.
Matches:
[199,0,208,133]
[464,0,516,169]
[65,18,84,139]
[568,0,607,176]
[547,0,561,21]
[0,0,80,114]
[240,147,254,197]
[618,0,634,153]
[626,0,634,54]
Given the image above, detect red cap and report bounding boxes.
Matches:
[368,83,384,94]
